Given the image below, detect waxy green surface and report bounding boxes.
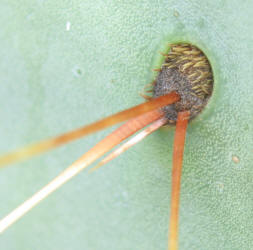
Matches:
[0,1,252,249]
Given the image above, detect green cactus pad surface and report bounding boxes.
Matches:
[0,1,252,250]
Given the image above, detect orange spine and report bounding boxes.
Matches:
[0,109,164,234]
[169,111,190,250]
[0,92,179,167]
[90,117,168,172]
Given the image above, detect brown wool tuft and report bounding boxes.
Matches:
[153,43,213,124]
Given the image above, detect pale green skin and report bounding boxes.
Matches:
[0,1,253,250]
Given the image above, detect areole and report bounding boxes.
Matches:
[152,43,214,124]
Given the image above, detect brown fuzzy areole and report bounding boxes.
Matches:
[153,43,213,124]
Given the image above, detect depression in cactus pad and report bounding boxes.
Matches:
[153,43,213,124]
[0,1,253,250]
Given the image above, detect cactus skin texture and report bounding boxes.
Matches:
[0,1,253,250]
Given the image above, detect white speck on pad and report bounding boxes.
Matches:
[66,21,71,31]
